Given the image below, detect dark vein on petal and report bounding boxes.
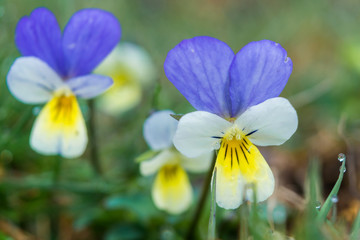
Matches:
[242,142,249,152]
[211,136,222,139]
[224,144,228,161]
[235,147,240,166]
[246,130,258,136]
[240,145,249,164]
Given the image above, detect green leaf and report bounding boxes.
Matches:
[316,156,346,222]
[350,209,360,240]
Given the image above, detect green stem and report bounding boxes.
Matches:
[316,158,346,222]
[186,153,216,239]
[88,99,102,176]
[50,156,62,240]
[350,209,360,240]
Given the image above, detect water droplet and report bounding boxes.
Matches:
[315,201,321,210]
[339,166,346,173]
[338,153,346,162]
[331,195,338,203]
[32,106,41,116]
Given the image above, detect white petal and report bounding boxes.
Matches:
[235,97,298,146]
[181,151,214,173]
[7,57,64,104]
[152,164,192,214]
[173,111,232,158]
[245,160,275,202]
[215,162,244,209]
[30,94,87,158]
[140,149,177,176]
[143,110,178,150]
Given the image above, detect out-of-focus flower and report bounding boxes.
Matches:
[140,110,212,214]
[6,8,121,158]
[94,42,156,115]
[164,37,298,209]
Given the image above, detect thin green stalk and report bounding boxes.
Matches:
[316,157,346,222]
[50,156,62,240]
[239,204,249,240]
[88,99,102,176]
[186,153,216,240]
[331,202,337,222]
[208,168,217,240]
[52,156,62,187]
[350,210,360,240]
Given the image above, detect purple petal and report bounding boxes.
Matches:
[15,8,66,76]
[164,36,234,118]
[67,74,113,99]
[229,40,293,117]
[62,9,121,77]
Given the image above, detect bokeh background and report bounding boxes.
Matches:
[0,0,360,239]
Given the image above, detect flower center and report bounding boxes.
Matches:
[39,88,81,129]
[215,126,260,181]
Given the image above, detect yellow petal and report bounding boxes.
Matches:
[215,131,274,209]
[30,92,87,158]
[152,164,192,214]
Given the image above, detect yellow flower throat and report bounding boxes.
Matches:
[40,88,81,132]
[215,126,261,182]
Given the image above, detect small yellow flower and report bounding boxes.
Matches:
[95,42,156,115]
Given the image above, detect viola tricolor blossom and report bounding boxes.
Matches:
[6,8,121,158]
[164,37,298,209]
[94,42,156,115]
[140,110,212,214]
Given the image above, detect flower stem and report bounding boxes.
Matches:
[186,153,216,239]
[50,156,62,240]
[88,99,102,176]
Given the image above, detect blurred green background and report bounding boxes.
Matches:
[1,0,360,239]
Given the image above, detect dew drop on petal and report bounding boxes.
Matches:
[315,201,321,210]
[338,153,346,162]
[331,195,338,203]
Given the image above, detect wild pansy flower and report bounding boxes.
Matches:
[6,8,121,158]
[140,110,212,214]
[94,42,156,115]
[164,37,298,209]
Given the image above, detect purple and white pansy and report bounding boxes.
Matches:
[6,8,121,158]
[164,36,298,209]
